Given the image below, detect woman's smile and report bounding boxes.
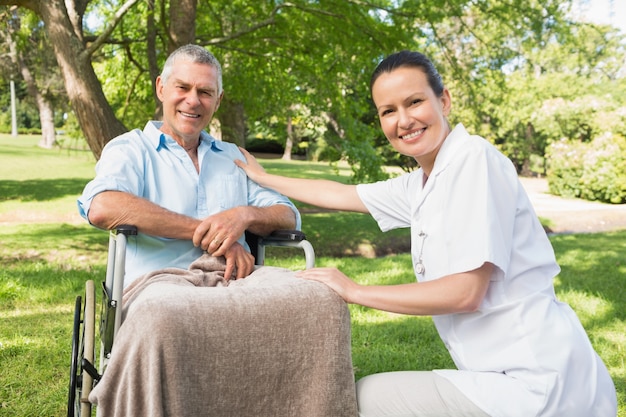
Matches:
[400,127,425,141]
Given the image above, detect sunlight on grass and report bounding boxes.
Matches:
[0,134,96,180]
[0,334,50,354]
[253,157,352,180]
[0,303,74,319]
[557,288,613,321]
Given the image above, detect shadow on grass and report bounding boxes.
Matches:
[298,212,411,258]
[0,178,88,202]
[0,225,108,306]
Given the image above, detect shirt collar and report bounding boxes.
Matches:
[430,123,469,178]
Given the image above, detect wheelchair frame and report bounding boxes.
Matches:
[68,226,315,417]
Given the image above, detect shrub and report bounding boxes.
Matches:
[547,133,626,203]
[245,137,285,154]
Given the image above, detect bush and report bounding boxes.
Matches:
[309,136,341,162]
[546,133,626,203]
[245,137,285,154]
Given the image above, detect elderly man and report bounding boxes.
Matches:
[75,45,356,417]
[78,44,299,285]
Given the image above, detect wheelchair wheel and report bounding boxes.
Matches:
[68,295,81,417]
[68,280,96,417]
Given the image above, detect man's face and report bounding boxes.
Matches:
[155,58,223,146]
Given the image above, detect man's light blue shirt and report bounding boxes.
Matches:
[78,121,301,287]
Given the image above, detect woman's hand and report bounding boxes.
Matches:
[298,263,494,316]
[235,147,267,184]
[296,267,360,303]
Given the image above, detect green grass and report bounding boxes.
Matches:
[0,134,624,416]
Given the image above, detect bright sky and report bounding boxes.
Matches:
[571,0,626,34]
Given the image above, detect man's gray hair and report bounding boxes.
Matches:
[160,44,223,94]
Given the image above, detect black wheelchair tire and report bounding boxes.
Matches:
[67,295,81,417]
[80,280,96,416]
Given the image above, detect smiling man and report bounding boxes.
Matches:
[78,44,300,286]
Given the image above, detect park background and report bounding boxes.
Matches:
[1,0,626,197]
[1,0,625,415]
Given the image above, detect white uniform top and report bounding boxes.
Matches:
[356,124,617,417]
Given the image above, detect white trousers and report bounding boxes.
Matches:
[357,371,490,417]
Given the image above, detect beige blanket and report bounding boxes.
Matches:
[89,254,358,416]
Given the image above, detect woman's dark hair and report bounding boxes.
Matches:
[370,51,445,97]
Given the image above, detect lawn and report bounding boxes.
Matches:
[0,134,624,416]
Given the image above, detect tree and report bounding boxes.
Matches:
[490,21,626,174]
[0,0,594,183]
[2,8,60,147]
[0,0,135,159]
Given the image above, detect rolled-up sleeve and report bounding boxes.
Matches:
[247,176,302,230]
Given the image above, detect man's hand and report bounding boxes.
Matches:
[192,207,255,279]
[222,242,255,280]
[193,208,248,256]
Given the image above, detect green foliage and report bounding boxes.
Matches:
[343,138,390,183]
[533,96,607,144]
[309,135,342,162]
[55,112,91,150]
[461,20,626,176]
[0,79,42,133]
[4,1,626,195]
[0,8,68,135]
[547,133,626,203]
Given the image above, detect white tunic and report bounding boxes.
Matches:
[356,124,617,417]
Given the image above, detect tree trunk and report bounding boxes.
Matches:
[282,114,293,160]
[6,9,57,148]
[218,98,246,147]
[37,95,56,148]
[147,0,162,119]
[168,0,196,51]
[15,0,128,160]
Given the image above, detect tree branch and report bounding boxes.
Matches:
[200,2,340,46]
[200,8,279,45]
[83,0,140,58]
[0,0,38,11]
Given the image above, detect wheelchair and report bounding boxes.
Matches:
[68,225,315,417]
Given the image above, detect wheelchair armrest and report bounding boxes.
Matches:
[261,229,307,243]
[246,229,315,269]
[111,227,315,270]
[113,225,138,236]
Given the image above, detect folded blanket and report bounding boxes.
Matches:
[90,254,358,417]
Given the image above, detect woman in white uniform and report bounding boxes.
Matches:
[235,50,617,417]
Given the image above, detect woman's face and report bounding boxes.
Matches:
[372,66,451,174]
